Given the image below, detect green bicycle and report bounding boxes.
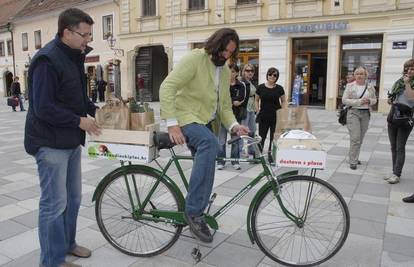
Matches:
[92,132,350,266]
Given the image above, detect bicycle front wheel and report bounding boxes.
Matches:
[95,167,183,257]
[251,175,349,266]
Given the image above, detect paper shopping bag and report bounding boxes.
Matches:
[95,99,130,130]
[275,106,311,139]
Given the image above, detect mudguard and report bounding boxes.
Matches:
[92,164,185,209]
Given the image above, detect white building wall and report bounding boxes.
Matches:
[259,36,288,91]
[0,31,14,96]
[382,29,414,98]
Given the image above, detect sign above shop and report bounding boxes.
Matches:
[268,21,348,34]
[85,56,100,63]
[392,41,407,49]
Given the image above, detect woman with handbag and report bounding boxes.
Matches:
[385,59,414,185]
[255,67,287,163]
[342,66,377,170]
[217,63,248,170]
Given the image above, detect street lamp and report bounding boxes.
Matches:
[106,32,124,57]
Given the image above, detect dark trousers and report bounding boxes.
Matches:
[98,89,105,102]
[388,123,413,177]
[258,115,276,153]
[91,90,97,103]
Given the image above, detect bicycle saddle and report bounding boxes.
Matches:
[153,131,176,150]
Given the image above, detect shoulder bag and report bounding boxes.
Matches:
[387,103,414,128]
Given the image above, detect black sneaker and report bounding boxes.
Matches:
[402,194,414,203]
[184,213,213,243]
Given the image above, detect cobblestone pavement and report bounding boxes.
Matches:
[1,100,414,267]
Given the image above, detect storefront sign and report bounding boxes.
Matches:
[85,55,100,63]
[392,41,407,49]
[268,21,348,34]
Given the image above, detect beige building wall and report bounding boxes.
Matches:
[118,0,414,113]
[12,0,119,92]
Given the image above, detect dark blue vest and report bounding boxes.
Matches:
[24,37,92,155]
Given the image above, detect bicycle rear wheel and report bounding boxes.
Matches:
[95,167,183,257]
[251,175,349,266]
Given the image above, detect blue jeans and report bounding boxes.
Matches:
[35,146,82,267]
[240,111,256,155]
[217,125,239,165]
[181,123,219,216]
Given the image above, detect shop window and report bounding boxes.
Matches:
[103,15,113,39]
[189,0,205,10]
[143,0,156,16]
[338,35,383,110]
[237,0,256,4]
[7,40,13,56]
[34,30,42,49]
[0,41,5,57]
[22,33,28,51]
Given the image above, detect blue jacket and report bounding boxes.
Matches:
[24,35,97,155]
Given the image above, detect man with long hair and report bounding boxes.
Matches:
[24,8,101,267]
[160,28,249,242]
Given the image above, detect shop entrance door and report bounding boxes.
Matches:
[292,38,328,106]
[238,52,259,86]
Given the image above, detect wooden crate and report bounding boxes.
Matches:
[87,123,159,163]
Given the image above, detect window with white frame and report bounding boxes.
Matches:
[143,0,156,16]
[0,41,5,57]
[103,15,113,40]
[189,0,205,10]
[22,33,28,51]
[237,0,256,4]
[7,40,13,56]
[34,30,42,49]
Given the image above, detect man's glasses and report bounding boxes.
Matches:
[245,69,254,73]
[69,29,92,39]
[268,73,278,77]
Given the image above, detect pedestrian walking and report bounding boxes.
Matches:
[342,66,377,170]
[10,76,25,112]
[385,59,414,185]
[159,28,249,243]
[255,67,287,163]
[24,8,101,267]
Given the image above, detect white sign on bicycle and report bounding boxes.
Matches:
[275,130,327,169]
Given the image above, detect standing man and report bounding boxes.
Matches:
[10,76,25,112]
[160,28,249,243]
[97,79,107,102]
[24,8,101,267]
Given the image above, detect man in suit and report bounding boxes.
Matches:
[160,28,249,243]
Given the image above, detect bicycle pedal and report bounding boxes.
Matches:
[191,247,202,263]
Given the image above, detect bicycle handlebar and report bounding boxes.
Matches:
[227,134,261,146]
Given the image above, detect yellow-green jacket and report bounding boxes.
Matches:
[160,49,236,130]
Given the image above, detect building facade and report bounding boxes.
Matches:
[0,0,30,97]
[12,0,121,100]
[118,0,414,112]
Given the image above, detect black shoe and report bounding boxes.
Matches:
[184,213,213,243]
[402,194,414,203]
[350,164,357,170]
